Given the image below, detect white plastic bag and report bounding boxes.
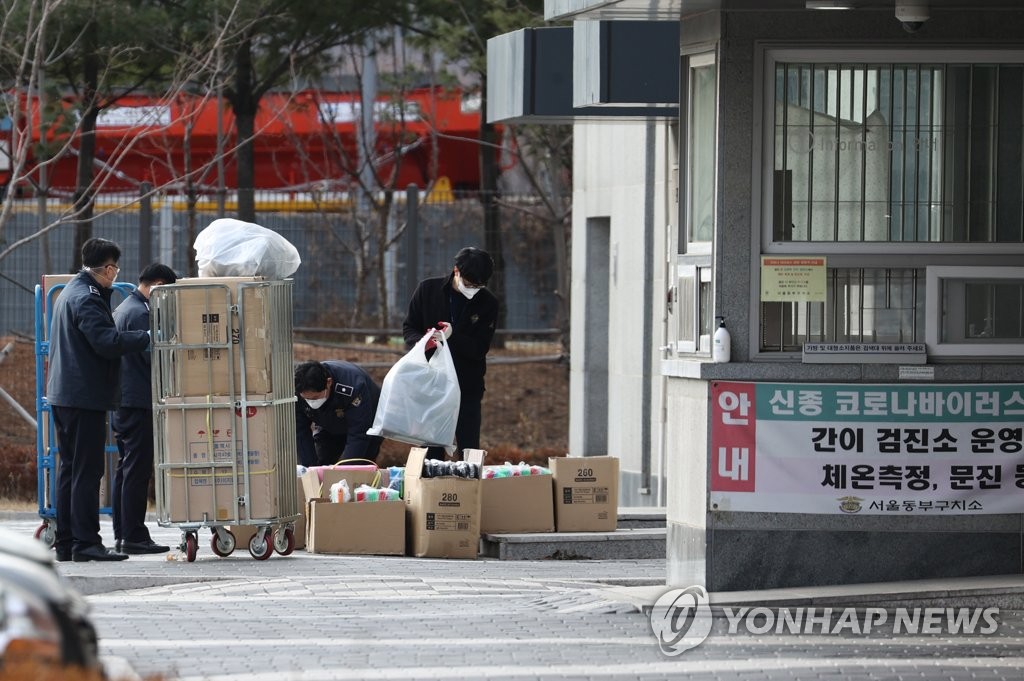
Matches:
[193,218,301,279]
[367,330,461,453]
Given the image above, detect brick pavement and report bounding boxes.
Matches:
[3,514,1024,681]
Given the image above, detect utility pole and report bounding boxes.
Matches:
[215,6,226,219]
[36,49,51,272]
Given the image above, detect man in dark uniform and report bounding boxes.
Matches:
[111,263,177,555]
[402,246,499,459]
[294,360,383,466]
[46,238,150,562]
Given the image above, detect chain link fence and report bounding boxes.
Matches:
[0,188,572,498]
[0,188,569,347]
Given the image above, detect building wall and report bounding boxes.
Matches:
[570,120,673,507]
[664,375,709,587]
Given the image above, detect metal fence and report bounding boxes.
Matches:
[0,188,568,348]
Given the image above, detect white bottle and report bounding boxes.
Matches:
[712,316,731,363]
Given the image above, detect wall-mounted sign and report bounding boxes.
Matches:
[803,343,927,364]
[899,366,935,380]
[710,381,1024,515]
[760,256,827,302]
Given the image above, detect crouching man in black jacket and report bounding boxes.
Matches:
[295,360,383,466]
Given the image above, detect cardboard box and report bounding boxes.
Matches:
[404,448,482,559]
[306,499,405,555]
[480,473,554,534]
[160,395,282,523]
[230,475,307,550]
[550,456,620,532]
[300,466,389,503]
[166,465,279,524]
[161,276,273,396]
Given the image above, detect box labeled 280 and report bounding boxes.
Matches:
[550,456,619,532]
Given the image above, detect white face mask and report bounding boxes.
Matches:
[455,275,481,300]
[305,396,328,410]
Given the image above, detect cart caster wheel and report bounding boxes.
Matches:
[211,529,235,557]
[34,522,55,548]
[248,531,273,561]
[274,528,295,556]
[184,533,198,562]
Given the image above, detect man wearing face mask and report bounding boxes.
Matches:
[46,237,150,562]
[294,360,383,467]
[403,246,499,459]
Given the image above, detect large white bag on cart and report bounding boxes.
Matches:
[194,218,301,279]
[367,330,461,454]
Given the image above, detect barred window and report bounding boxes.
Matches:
[773,62,1024,244]
[760,268,924,352]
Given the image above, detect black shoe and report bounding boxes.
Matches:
[55,548,72,562]
[72,545,129,562]
[120,539,170,555]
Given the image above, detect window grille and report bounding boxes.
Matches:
[773,62,1024,244]
[760,268,924,352]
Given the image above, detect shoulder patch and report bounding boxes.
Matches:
[89,285,101,296]
[334,383,355,397]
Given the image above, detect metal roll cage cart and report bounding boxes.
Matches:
[33,280,135,547]
[150,279,299,562]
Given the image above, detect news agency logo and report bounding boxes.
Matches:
[648,586,713,656]
[720,605,1000,637]
[649,585,1001,657]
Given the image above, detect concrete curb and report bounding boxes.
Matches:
[598,574,1024,612]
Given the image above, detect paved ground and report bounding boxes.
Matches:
[3,514,1024,681]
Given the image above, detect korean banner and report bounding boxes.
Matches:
[710,382,1024,515]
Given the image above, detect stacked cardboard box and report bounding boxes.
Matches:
[160,396,285,523]
[156,276,274,397]
[152,277,298,530]
[404,448,483,559]
[550,456,620,532]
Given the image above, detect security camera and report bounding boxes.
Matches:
[895,2,929,33]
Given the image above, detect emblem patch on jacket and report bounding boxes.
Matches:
[335,383,354,397]
[89,285,100,296]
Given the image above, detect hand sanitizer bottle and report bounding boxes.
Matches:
[712,316,731,363]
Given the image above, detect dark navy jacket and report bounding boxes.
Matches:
[112,289,153,409]
[295,361,381,465]
[45,271,150,411]
[402,273,498,396]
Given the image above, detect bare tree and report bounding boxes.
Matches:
[0,0,242,267]
[277,38,434,330]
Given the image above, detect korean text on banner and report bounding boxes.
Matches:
[710,382,1024,515]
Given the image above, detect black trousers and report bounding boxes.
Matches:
[426,388,483,460]
[111,407,155,543]
[51,405,107,553]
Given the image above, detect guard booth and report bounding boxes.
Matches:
[490,1,1024,590]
